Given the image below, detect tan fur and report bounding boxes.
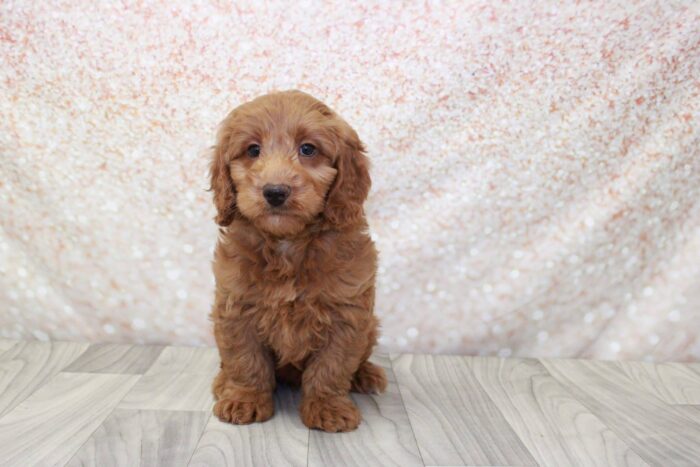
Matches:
[209,90,386,432]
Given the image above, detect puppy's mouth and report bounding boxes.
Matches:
[255,206,308,237]
[265,205,293,215]
[262,205,304,224]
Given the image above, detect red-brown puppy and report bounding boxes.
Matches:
[209,90,386,432]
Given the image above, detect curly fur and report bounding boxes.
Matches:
[209,90,386,432]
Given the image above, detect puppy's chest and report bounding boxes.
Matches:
[248,242,331,358]
[254,244,311,306]
[241,238,333,306]
[257,301,330,363]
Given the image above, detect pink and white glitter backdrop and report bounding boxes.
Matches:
[1,1,699,361]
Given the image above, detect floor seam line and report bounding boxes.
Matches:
[390,353,427,467]
[57,373,143,467]
[185,405,214,466]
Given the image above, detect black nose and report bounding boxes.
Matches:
[263,184,291,207]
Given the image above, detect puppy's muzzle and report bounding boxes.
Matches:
[263,184,291,207]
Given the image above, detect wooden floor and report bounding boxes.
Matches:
[0,340,699,466]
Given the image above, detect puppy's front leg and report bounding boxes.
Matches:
[300,321,367,432]
[212,314,275,424]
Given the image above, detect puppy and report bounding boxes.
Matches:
[209,90,386,432]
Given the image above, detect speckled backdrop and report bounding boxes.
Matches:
[1,1,699,361]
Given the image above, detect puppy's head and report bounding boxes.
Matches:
[210,90,370,236]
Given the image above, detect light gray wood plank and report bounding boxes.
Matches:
[542,358,700,466]
[137,346,220,376]
[0,339,18,356]
[468,357,648,467]
[308,355,423,467]
[189,384,308,467]
[682,405,700,421]
[0,340,89,417]
[391,354,536,466]
[119,346,219,411]
[617,361,700,405]
[66,409,209,467]
[0,372,139,467]
[64,343,165,374]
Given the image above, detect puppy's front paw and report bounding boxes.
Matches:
[301,395,361,432]
[214,395,274,424]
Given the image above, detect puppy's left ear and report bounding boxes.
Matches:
[323,120,371,227]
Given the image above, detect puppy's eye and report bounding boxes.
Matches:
[247,144,261,158]
[299,143,317,157]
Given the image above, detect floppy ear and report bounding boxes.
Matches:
[323,121,371,227]
[209,123,238,227]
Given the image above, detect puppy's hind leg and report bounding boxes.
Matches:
[351,360,387,394]
[350,317,387,394]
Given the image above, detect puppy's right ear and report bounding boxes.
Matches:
[209,120,237,227]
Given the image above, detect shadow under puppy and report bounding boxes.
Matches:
[209,90,387,432]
